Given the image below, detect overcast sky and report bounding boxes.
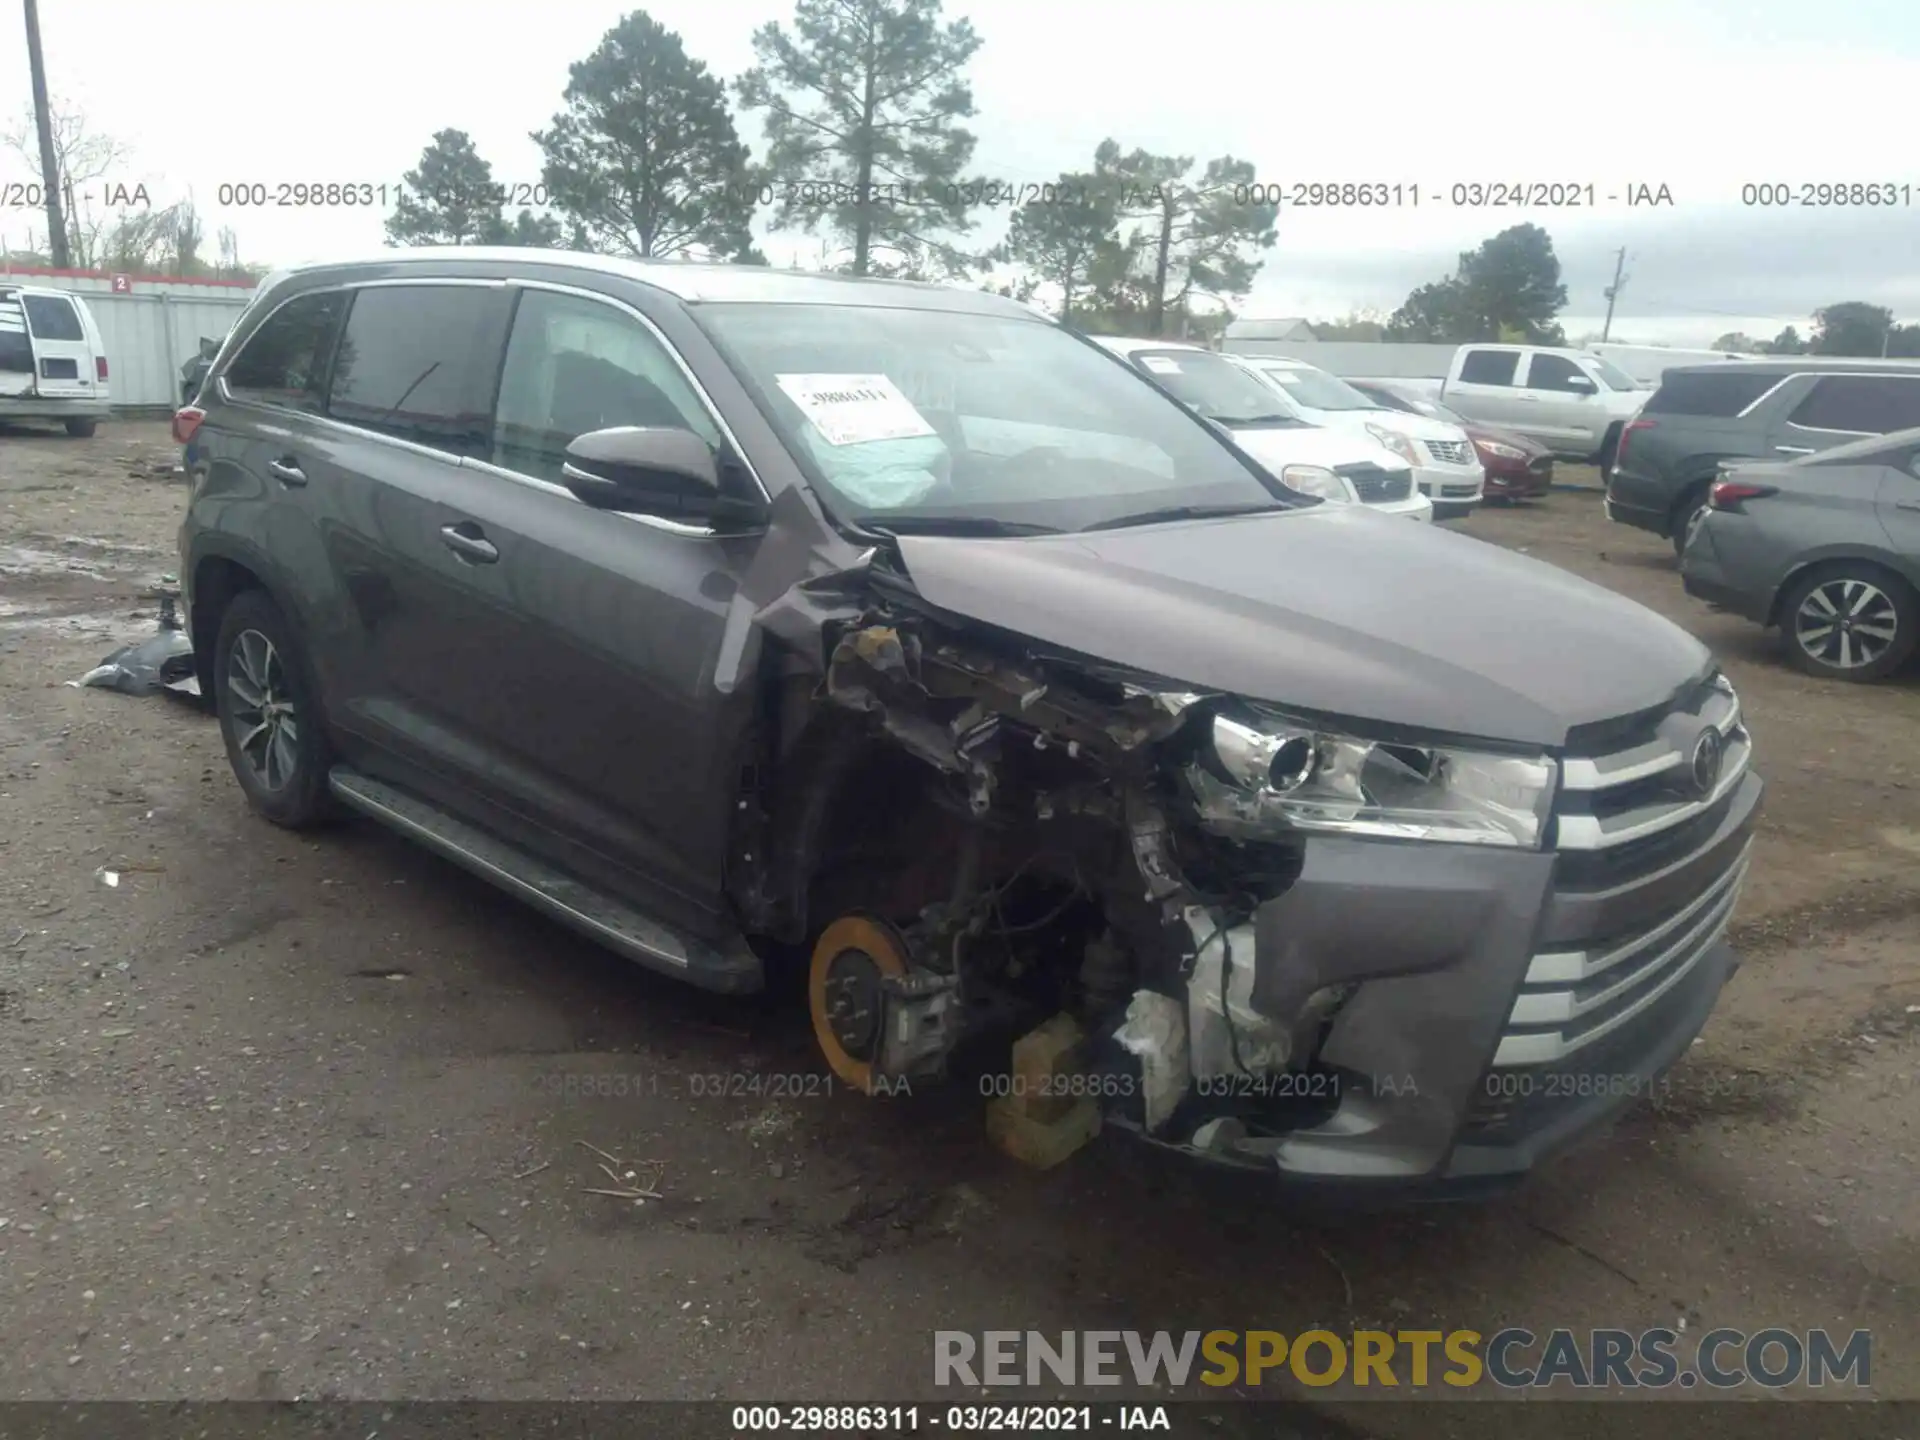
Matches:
[4,0,1918,345]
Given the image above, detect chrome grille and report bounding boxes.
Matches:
[1335,462,1414,503]
[1423,439,1473,465]
[1494,841,1749,1065]
[1490,672,1754,1069]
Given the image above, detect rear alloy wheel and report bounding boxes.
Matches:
[1781,567,1919,682]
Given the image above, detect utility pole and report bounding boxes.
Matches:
[1600,247,1628,342]
[22,0,70,268]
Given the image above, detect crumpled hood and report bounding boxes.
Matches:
[893,505,1711,748]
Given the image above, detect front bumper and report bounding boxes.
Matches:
[1124,766,1763,1197]
[1365,491,1435,522]
[1483,459,1552,497]
[1414,464,1485,511]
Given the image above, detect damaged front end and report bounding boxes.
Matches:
[729,548,1573,1185]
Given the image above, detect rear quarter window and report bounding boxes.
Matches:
[1642,369,1782,418]
[1458,350,1519,385]
[224,290,350,413]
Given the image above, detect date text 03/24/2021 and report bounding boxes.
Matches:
[730,1405,1172,1432]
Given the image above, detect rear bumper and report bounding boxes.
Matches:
[1605,467,1676,534]
[0,394,111,420]
[1124,768,1763,1198]
[1679,520,1772,623]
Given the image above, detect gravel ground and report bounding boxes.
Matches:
[1,421,1916,1417]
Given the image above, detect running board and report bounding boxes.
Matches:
[327,766,763,995]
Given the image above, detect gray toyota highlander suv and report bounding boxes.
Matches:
[176,249,1762,1195]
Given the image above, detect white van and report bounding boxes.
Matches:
[1095,338,1433,520]
[0,284,111,436]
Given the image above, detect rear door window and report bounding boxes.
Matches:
[22,294,84,341]
[1458,349,1519,385]
[224,291,350,414]
[325,285,513,457]
[1642,369,1782,417]
[1788,375,1920,435]
[0,292,31,374]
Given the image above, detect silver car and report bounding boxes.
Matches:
[1680,427,1920,681]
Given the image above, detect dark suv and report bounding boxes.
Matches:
[175,249,1761,1196]
[1607,360,1920,555]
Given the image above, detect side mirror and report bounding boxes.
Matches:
[1565,375,1597,393]
[561,426,764,528]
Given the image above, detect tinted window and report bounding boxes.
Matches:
[225,291,349,412]
[491,289,721,484]
[1642,369,1782,418]
[1525,354,1591,392]
[1788,375,1920,435]
[22,294,84,341]
[1458,350,1518,385]
[1589,356,1643,390]
[325,285,509,455]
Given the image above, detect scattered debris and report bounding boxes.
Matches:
[70,586,202,701]
[95,868,119,888]
[574,1139,666,1202]
[511,1160,551,1181]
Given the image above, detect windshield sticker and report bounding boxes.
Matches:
[775,373,937,447]
[1139,355,1182,375]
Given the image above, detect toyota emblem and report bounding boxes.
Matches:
[1688,728,1724,797]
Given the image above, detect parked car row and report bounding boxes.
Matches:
[1606,359,1920,682]
[1345,381,1555,501]
[170,248,1761,1196]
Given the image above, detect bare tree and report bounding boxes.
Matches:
[4,101,134,264]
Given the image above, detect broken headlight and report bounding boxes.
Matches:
[1190,712,1555,848]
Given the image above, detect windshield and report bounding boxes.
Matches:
[1122,348,1299,426]
[694,305,1290,532]
[1589,356,1644,391]
[1250,363,1381,411]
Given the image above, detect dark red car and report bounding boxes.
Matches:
[1348,380,1555,500]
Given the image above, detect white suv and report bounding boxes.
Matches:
[1231,354,1486,516]
[1096,338,1432,521]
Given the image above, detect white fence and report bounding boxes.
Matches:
[0,267,258,410]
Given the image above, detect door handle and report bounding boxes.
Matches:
[1895,500,1920,512]
[267,458,308,487]
[439,523,499,564]
[1775,446,1815,455]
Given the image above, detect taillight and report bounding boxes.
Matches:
[172,406,206,445]
[95,355,108,381]
[1616,416,1656,464]
[1709,479,1776,511]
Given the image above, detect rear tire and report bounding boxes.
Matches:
[1779,564,1919,682]
[214,589,341,827]
[64,418,98,438]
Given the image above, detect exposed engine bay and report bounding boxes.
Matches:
[725,556,1372,1161]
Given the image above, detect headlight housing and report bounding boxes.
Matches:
[1477,439,1527,461]
[1189,711,1556,848]
[1364,423,1419,466]
[1280,464,1355,504]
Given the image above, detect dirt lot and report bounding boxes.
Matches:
[2,421,1917,1419]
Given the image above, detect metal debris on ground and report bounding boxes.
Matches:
[574,1139,666,1203]
[70,582,203,701]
